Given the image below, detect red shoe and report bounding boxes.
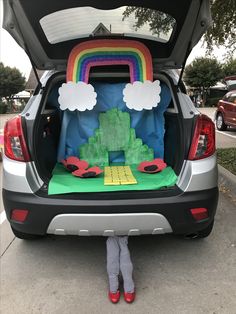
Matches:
[124,291,135,303]
[108,291,120,304]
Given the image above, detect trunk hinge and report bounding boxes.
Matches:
[177,41,192,88]
[24,46,42,89]
[9,2,42,89]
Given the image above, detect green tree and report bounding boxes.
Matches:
[184,57,222,105]
[123,1,236,54]
[222,58,236,78]
[122,7,175,37]
[0,62,26,100]
[205,0,236,53]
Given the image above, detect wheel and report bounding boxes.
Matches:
[11,226,44,240]
[216,113,227,131]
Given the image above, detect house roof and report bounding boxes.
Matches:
[92,23,111,36]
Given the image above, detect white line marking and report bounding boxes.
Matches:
[216,130,236,140]
[0,211,6,224]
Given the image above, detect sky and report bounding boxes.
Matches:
[0,0,229,80]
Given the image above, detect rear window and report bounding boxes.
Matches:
[40,6,176,44]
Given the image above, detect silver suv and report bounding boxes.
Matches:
[2,0,218,239]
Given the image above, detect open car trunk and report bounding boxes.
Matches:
[31,71,185,196]
[3,0,211,196]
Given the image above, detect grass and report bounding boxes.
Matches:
[217,148,236,175]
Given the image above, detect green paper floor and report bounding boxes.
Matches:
[48,163,178,195]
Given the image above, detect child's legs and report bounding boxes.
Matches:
[118,236,135,293]
[106,236,120,292]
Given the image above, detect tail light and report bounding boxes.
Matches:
[11,209,29,222]
[4,116,31,162]
[188,114,215,160]
[190,207,208,221]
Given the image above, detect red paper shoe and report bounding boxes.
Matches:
[61,156,89,172]
[124,291,135,303]
[108,291,120,304]
[72,166,103,178]
[138,158,167,174]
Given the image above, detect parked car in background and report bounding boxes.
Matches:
[224,76,236,91]
[215,90,236,130]
[0,130,3,161]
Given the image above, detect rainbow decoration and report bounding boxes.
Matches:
[66,40,153,84]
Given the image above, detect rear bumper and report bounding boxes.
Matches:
[3,187,218,236]
[47,213,173,236]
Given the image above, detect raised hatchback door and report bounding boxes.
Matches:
[3,0,211,71]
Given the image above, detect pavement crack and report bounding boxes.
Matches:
[1,236,16,257]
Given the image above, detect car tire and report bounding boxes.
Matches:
[11,226,44,240]
[216,113,227,131]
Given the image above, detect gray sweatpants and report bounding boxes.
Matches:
[106,236,134,293]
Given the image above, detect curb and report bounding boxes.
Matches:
[218,164,236,198]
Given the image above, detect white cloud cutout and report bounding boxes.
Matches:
[123,80,161,111]
[58,81,97,111]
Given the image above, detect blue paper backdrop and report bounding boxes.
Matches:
[57,82,171,163]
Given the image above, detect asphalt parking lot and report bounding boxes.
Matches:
[1,166,236,313]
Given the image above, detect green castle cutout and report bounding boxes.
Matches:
[79,108,154,166]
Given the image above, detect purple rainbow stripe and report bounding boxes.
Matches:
[80,55,142,83]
